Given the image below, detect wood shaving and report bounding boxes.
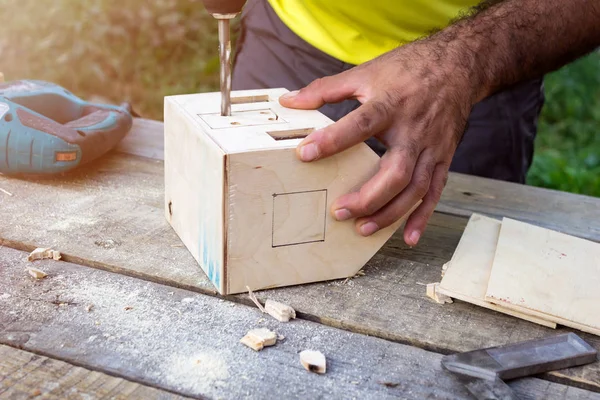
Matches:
[86,304,94,312]
[246,286,266,313]
[240,328,278,351]
[124,306,133,311]
[27,247,61,262]
[0,187,13,196]
[441,262,450,278]
[426,283,453,304]
[27,268,47,279]
[299,350,326,374]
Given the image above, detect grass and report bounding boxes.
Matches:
[0,0,598,197]
[526,52,600,197]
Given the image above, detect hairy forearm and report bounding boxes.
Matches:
[427,0,600,104]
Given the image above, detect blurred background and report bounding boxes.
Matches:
[1,0,598,197]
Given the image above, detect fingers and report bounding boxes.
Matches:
[279,71,358,110]
[332,145,420,223]
[403,163,449,246]
[348,150,437,237]
[296,99,394,162]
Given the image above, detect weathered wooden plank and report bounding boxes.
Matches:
[0,344,188,399]
[0,153,214,294]
[115,118,165,160]
[1,247,597,400]
[259,253,600,392]
[438,173,600,243]
[0,152,599,392]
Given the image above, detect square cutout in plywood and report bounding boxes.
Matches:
[272,189,327,247]
[198,109,287,129]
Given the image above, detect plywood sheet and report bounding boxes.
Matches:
[485,217,600,335]
[438,214,556,328]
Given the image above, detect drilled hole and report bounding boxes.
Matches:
[267,127,314,141]
[230,94,270,104]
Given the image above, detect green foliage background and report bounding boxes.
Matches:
[1,0,598,197]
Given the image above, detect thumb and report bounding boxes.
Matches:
[279,71,359,110]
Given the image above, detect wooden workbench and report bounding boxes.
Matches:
[1,119,599,399]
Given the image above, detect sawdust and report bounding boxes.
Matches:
[48,215,100,231]
[167,351,229,393]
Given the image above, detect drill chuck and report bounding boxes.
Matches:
[202,0,246,15]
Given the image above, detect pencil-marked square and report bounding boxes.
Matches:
[272,190,327,247]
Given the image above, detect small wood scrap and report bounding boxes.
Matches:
[86,304,94,312]
[27,247,61,262]
[0,187,13,196]
[246,286,296,322]
[27,268,47,280]
[441,263,449,278]
[265,299,296,322]
[299,350,326,374]
[240,328,278,351]
[426,283,453,304]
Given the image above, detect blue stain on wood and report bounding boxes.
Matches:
[199,220,221,290]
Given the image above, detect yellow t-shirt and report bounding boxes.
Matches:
[266,0,480,65]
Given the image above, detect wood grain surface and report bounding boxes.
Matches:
[0,345,188,399]
[1,247,597,400]
[485,217,600,335]
[438,173,600,243]
[0,152,599,392]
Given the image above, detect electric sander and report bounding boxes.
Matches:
[0,79,134,176]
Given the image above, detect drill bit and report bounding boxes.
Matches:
[216,15,235,116]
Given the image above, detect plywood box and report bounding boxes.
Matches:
[164,88,416,294]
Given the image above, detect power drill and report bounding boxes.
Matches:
[202,0,247,116]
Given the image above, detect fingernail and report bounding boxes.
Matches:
[360,221,379,236]
[409,230,421,245]
[280,90,299,100]
[334,208,351,221]
[299,143,319,161]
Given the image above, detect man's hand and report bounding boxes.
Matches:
[279,0,600,247]
[279,43,474,247]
